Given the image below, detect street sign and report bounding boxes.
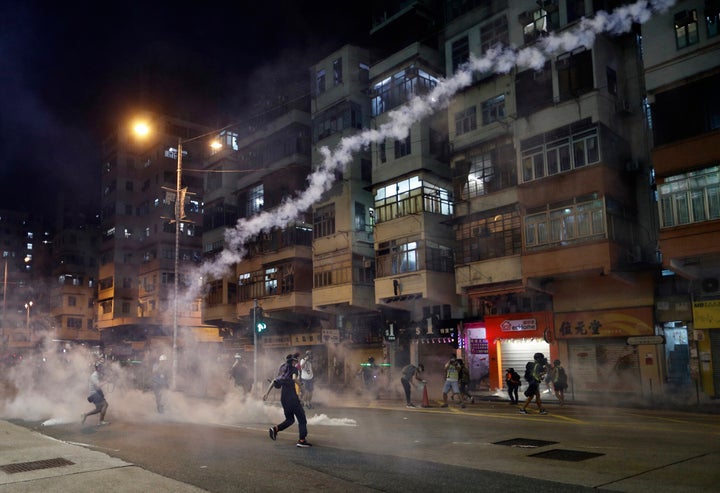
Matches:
[626,335,665,345]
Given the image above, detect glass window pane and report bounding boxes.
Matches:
[691,190,706,221]
[522,156,534,181]
[587,136,599,163]
[547,149,558,175]
[526,223,536,245]
[675,193,689,224]
[534,154,545,178]
[574,140,586,167]
[559,145,571,171]
[708,186,720,219]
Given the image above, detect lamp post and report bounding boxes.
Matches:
[2,258,7,343]
[133,120,222,391]
[171,137,183,391]
[24,300,33,341]
[253,298,258,392]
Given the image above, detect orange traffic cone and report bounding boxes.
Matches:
[421,382,430,408]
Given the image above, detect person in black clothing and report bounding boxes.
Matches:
[505,367,521,404]
[264,353,311,447]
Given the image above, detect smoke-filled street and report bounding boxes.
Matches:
[7,385,720,492]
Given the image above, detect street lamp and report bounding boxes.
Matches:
[24,300,33,341]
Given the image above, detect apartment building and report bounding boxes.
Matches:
[97,114,215,362]
[202,80,318,377]
[308,45,380,384]
[49,225,100,345]
[444,0,661,399]
[643,0,720,397]
[368,1,463,374]
[0,210,40,352]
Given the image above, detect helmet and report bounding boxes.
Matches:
[305,349,312,355]
[159,354,168,361]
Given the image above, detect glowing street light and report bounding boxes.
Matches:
[24,300,33,340]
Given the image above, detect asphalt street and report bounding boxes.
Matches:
[9,395,720,492]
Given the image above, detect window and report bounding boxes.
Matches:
[675,10,699,48]
[455,106,477,135]
[557,48,594,99]
[525,197,605,248]
[313,203,336,238]
[312,101,363,142]
[354,202,366,232]
[606,67,617,96]
[316,69,326,94]
[377,239,419,275]
[522,6,558,44]
[68,296,77,307]
[371,67,439,116]
[521,124,600,182]
[464,153,494,198]
[451,35,469,73]
[67,318,82,329]
[707,5,719,38]
[247,184,264,216]
[394,135,411,158]
[333,57,342,85]
[378,140,387,163]
[566,0,586,23]
[374,176,453,223]
[515,62,553,116]
[480,15,508,53]
[481,95,505,125]
[456,210,521,263]
[658,166,720,227]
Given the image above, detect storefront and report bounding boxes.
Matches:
[554,307,662,400]
[464,312,553,391]
[691,298,720,398]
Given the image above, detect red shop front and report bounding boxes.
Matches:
[463,312,555,391]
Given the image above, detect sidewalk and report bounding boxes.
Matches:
[0,420,205,493]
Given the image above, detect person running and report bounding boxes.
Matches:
[82,361,109,426]
[520,353,549,415]
[299,350,315,408]
[400,363,425,408]
[264,353,311,448]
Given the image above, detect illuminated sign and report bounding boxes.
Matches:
[500,319,537,332]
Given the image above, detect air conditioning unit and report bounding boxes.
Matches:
[701,277,720,294]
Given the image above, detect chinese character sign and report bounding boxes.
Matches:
[554,307,652,339]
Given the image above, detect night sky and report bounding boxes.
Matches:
[0,1,369,220]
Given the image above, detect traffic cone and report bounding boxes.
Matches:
[421,382,430,408]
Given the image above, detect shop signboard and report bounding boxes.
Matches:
[554,307,653,339]
[692,299,720,329]
[500,318,536,332]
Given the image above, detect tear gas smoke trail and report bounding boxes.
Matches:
[188,0,675,296]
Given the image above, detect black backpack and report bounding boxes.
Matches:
[524,362,535,383]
